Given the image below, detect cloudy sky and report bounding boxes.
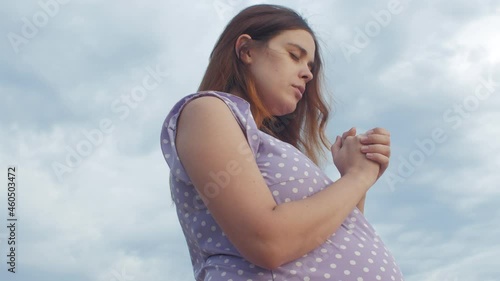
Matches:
[0,0,499,280]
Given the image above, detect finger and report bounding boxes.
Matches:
[360,134,390,145]
[360,144,391,158]
[366,152,389,165]
[331,136,342,155]
[342,127,357,145]
[366,127,390,136]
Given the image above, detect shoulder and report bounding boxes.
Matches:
[160,91,260,184]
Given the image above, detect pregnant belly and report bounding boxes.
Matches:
[271,209,405,281]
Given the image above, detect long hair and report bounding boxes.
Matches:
[198,4,332,167]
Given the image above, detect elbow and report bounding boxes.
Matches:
[247,242,285,270]
[244,227,287,270]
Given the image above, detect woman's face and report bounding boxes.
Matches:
[236,29,316,116]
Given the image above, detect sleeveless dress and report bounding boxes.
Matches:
[160,91,405,281]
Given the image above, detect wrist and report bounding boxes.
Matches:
[343,170,376,190]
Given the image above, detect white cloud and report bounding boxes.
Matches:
[1,0,500,280]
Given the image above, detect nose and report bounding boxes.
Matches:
[301,66,313,83]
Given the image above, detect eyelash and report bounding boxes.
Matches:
[290,52,314,72]
[289,53,300,61]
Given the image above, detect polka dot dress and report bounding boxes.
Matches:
[160,91,405,281]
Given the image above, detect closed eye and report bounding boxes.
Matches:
[289,52,300,61]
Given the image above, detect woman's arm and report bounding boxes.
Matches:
[176,97,379,270]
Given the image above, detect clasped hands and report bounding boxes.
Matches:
[331,127,391,182]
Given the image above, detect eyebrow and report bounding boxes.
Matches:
[286,42,316,71]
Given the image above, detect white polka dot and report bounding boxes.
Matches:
[273,190,279,196]
[380,266,386,272]
[371,251,377,256]
[354,251,361,256]
[329,263,337,269]
[237,269,243,275]
[349,260,356,265]
[290,270,297,274]
[324,273,331,278]
[295,262,302,267]
[292,166,298,171]
[281,153,287,158]
[344,270,350,275]
[309,267,316,272]
[267,153,273,157]
[275,173,281,178]
[264,162,270,166]
[363,267,369,272]
[252,135,258,140]
[278,163,285,167]
[340,244,346,250]
[368,258,374,263]
[289,177,295,181]
[315,257,323,262]
[358,243,364,248]
[376,275,381,280]
[335,254,342,259]
[357,277,364,281]
[292,188,298,193]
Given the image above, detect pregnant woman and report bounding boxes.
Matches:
[160,4,404,281]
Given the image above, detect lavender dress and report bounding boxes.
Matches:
[160,91,405,281]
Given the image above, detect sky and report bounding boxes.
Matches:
[0,0,499,280]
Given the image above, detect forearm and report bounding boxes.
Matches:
[267,173,372,267]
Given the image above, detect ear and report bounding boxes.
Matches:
[235,34,253,64]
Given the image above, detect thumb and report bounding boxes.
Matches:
[331,136,342,155]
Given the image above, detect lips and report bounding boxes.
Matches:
[292,85,305,95]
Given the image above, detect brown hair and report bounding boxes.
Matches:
[198,4,332,167]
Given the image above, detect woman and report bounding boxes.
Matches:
[160,4,404,281]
